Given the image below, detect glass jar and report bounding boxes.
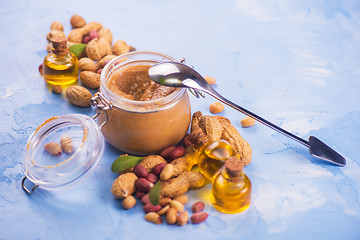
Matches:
[22,114,105,193]
[96,51,191,155]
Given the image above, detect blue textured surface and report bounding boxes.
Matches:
[1,0,360,239]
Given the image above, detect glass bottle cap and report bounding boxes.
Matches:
[22,114,105,193]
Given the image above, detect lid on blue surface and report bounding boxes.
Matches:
[21,114,105,194]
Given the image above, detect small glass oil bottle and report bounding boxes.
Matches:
[43,36,79,85]
[188,128,239,181]
[197,139,239,181]
[212,156,251,214]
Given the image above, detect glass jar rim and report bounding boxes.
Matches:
[100,51,186,113]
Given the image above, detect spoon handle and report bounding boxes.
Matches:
[203,87,310,147]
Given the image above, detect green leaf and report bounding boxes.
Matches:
[111,155,144,173]
[149,181,161,206]
[69,44,87,57]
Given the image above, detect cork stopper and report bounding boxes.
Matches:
[225,156,245,177]
[51,36,68,56]
[188,128,211,149]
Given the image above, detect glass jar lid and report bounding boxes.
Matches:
[22,114,105,193]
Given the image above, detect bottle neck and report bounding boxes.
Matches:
[221,168,244,181]
[50,44,69,57]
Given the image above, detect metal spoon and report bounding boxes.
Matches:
[149,61,346,166]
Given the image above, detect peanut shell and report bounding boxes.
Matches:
[198,115,223,142]
[111,172,138,199]
[50,21,63,31]
[68,29,83,43]
[78,58,98,72]
[215,116,252,165]
[51,85,62,94]
[98,28,113,44]
[70,15,86,28]
[190,111,203,133]
[46,30,65,42]
[81,22,103,35]
[97,55,116,69]
[138,155,167,172]
[170,155,194,178]
[180,171,206,188]
[80,71,100,89]
[160,176,190,198]
[113,40,130,56]
[65,86,92,107]
[86,38,111,61]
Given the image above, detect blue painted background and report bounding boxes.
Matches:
[1,0,359,239]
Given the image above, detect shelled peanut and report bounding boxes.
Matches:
[44,135,74,156]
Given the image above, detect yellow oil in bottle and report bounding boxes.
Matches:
[212,157,251,214]
[43,54,78,85]
[197,140,238,182]
[43,36,79,86]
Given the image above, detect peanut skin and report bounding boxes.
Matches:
[191,212,208,224]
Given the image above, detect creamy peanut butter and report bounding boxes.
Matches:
[99,62,191,155]
[107,65,176,101]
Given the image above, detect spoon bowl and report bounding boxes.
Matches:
[149,61,346,167]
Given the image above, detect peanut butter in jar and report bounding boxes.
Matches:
[98,51,191,155]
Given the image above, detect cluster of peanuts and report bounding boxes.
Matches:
[121,160,209,225]
[143,196,209,225]
[111,136,209,225]
[43,135,73,156]
[42,15,136,107]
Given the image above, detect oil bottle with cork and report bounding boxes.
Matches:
[212,156,252,214]
[43,36,79,85]
[188,127,252,213]
[188,128,239,181]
